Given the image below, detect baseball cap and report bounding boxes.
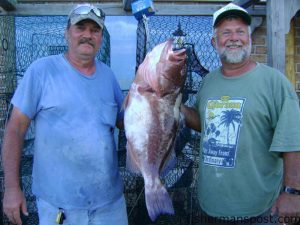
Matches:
[213,3,251,27]
[68,4,105,29]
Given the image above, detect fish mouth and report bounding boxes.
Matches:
[167,39,187,52]
[162,39,186,62]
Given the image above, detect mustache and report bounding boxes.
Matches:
[79,38,95,47]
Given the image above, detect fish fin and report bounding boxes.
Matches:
[126,142,141,174]
[145,180,174,221]
[160,150,176,177]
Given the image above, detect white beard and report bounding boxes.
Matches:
[216,40,252,64]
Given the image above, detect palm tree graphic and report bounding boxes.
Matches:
[219,109,241,145]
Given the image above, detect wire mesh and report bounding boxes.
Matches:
[136,16,220,71]
[0,16,17,224]
[0,16,16,143]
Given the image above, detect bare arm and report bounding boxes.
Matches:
[283,152,300,190]
[180,105,201,132]
[271,151,300,219]
[2,107,31,225]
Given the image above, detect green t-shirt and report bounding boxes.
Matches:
[194,63,300,218]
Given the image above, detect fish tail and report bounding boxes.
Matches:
[145,181,174,221]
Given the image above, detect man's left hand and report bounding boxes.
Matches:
[271,192,300,223]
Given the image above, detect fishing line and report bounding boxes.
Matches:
[128,185,145,219]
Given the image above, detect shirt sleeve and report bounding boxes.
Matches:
[270,96,300,152]
[270,75,300,152]
[112,74,125,122]
[193,77,205,111]
[11,61,43,119]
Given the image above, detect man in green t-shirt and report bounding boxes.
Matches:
[181,3,300,225]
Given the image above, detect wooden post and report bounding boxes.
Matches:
[0,0,16,11]
[286,18,296,88]
[267,0,300,76]
[267,0,286,73]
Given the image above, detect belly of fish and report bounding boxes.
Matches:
[124,89,176,221]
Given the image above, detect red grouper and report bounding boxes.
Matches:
[123,39,187,221]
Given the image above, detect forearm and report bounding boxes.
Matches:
[271,151,300,217]
[283,151,300,189]
[2,125,25,189]
[180,105,201,132]
[2,108,30,190]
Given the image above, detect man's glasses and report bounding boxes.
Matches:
[71,4,105,21]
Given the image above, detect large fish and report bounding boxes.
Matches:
[123,39,187,221]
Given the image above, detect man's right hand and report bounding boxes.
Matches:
[3,187,28,225]
[180,105,201,132]
[1,107,31,224]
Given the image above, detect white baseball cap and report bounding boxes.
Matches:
[213,3,251,27]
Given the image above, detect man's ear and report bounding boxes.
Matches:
[64,30,69,42]
[211,37,216,48]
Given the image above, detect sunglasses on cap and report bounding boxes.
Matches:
[72,4,105,21]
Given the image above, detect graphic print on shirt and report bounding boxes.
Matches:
[202,96,245,168]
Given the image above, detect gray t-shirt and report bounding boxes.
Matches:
[12,54,124,210]
[195,63,300,217]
